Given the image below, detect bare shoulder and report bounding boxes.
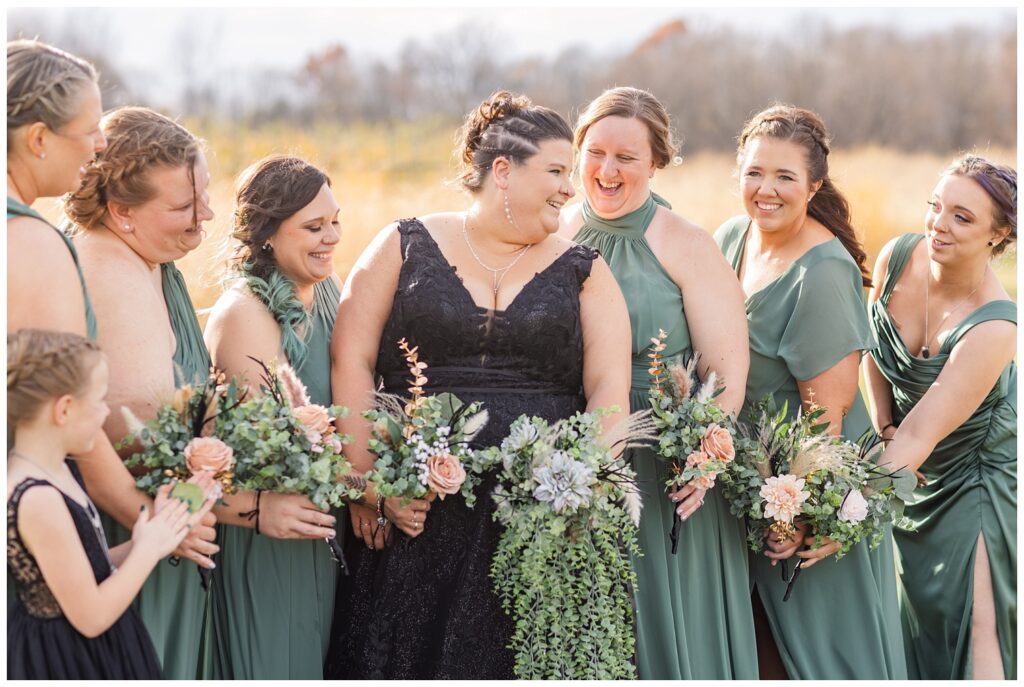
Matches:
[558,202,585,239]
[8,216,78,275]
[206,281,277,339]
[650,207,721,262]
[74,231,150,285]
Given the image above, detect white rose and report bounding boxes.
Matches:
[838,489,869,524]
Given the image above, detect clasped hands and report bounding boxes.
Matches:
[763,520,840,569]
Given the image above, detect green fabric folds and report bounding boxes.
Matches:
[205,276,341,679]
[716,215,906,679]
[869,232,1016,679]
[574,195,757,679]
[7,196,98,340]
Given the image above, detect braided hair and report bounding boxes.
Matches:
[8,329,102,430]
[7,39,97,150]
[944,155,1017,257]
[63,107,203,234]
[456,90,573,193]
[738,104,872,287]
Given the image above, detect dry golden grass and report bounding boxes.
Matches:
[34,120,1016,315]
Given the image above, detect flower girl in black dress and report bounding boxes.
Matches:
[7,329,206,679]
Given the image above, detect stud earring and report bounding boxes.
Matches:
[263,240,273,251]
[122,223,132,232]
[987,240,995,247]
[38,152,46,160]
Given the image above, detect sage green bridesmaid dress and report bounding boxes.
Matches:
[574,194,758,680]
[206,277,342,679]
[6,197,97,339]
[716,216,907,680]
[102,262,213,679]
[870,233,1016,679]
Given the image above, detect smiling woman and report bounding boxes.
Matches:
[63,106,218,680]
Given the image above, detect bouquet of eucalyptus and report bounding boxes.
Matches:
[647,329,738,553]
[218,358,363,568]
[364,339,489,511]
[479,409,654,680]
[120,366,243,588]
[720,397,915,601]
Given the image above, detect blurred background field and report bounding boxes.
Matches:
[11,7,1016,316]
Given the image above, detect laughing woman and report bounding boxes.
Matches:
[203,156,344,679]
[563,87,756,680]
[866,156,1016,680]
[63,107,218,679]
[714,104,905,679]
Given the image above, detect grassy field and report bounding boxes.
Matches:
[33,119,1016,316]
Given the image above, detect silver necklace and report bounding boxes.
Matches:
[921,271,982,359]
[462,213,532,296]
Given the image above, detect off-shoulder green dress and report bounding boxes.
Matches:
[870,233,1016,679]
[716,216,906,679]
[206,277,342,679]
[574,195,758,680]
[102,263,213,679]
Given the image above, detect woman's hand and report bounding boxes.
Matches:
[764,521,807,565]
[258,492,337,540]
[796,534,841,569]
[669,482,707,521]
[162,473,221,569]
[383,493,434,538]
[350,503,390,550]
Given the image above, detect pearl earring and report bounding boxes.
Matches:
[39,152,46,160]
[122,223,132,232]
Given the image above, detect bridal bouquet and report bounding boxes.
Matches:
[364,339,489,508]
[719,397,915,600]
[480,409,655,680]
[217,358,362,568]
[121,366,243,588]
[647,329,738,553]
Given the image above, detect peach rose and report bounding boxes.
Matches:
[685,450,711,469]
[691,473,717,491]
[294,404,332,436]
[184,436,234,475]
[426,453,466,499]
[700,423,735,463]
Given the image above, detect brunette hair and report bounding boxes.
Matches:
[457,90,573,193]
[574,86,678,169]
[231,155,331,281]
[7,39,97,149]
[63,107,203,232]
[944,155,1017,257]
[738,104,872,287]
[8,329,102,430]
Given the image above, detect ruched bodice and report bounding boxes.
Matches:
[869,232,1016,679]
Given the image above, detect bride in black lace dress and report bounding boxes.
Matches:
[325,91,631,679]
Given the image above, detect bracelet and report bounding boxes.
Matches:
[376,495,387,528]
[239,489,263,535]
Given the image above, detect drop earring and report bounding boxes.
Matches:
[504,191,518,229]
[263,240,273,252]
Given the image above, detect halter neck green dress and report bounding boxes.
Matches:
[206,277,342,679]
[870,233,1016,679]
[101,262,213,679]
[574,195,758,680]
[716,216,906,679]
[6,197,97,340]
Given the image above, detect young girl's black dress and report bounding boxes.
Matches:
[7,460,162,679]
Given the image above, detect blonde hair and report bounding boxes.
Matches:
[7,39,98,150]
[8,329,102,430]
[574,87,678,169]
[63,106,203,232]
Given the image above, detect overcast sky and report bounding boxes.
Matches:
[8,5,1016,107]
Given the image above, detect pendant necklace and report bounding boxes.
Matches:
[921,270,982,359]
[462,213,532,296]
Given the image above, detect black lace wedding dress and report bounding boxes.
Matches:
[325,218,596,679]
[7,460,162,679]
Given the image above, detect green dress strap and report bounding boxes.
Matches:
[161,262,212,386]
[878,233,923,304]
[7,197,98,340]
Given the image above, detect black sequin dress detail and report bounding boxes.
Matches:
[326,218,596,679]
[7,460,162,679]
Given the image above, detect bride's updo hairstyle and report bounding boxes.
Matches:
[64,107,203,232]
[457,90,573,194]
